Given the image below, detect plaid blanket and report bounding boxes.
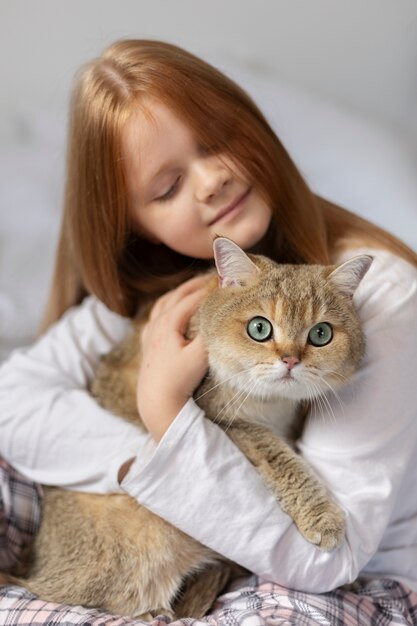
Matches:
[1,458,417,626]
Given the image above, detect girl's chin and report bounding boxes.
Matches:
[224,227,270,252]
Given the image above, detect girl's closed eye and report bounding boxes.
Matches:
[155,176,182,203]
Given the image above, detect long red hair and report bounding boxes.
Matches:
[41,39,417,331]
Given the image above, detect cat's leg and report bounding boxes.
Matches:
[172,561,247,618]
[225,420,345,550]
[17,489,219,618]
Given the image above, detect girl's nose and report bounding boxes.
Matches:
[193,157,231,203]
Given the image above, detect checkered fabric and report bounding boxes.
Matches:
[0,459,42,572]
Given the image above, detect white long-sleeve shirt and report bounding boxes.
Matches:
[1,247,417,593]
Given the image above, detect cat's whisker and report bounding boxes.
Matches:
[311,374,346,418]
[223,405,241,433]
[194,364,261,401]
[310,366,351,389]
[304,380,318,408]
[301,380,317,420]
[224,386,253,430]
[307,377,335,424]
[316,389,337,425]
[310,398,319,423]
[212,373,261,426]
[306,382,328,427]
[222,380,260,435]
[309,396,320,424]
[255,375,267,404]
[304,370,341,416]
[315,398,330,426]
[308,388,324,424]
[328,371,349,383]
[305,377,334,425]
[321,394,337,425]
[211,386,246,425]
[323,369,351,386]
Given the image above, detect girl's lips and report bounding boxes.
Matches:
[208,188,251,226]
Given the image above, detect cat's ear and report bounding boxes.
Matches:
[213,237,260,288]
[328,255,373,298]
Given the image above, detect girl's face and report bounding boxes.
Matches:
[123,100,272,259]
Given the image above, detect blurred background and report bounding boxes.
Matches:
[1,0,416,358]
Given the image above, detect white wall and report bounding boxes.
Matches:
[1,0,416,144]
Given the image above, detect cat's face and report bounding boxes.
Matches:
[196,238,372,403]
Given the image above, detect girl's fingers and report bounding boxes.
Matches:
[150,275,212,321]
[175,273,213,295]
[144,289,206,344]
[168,289,207,336]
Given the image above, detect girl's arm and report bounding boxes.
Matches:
[0,297,153,492]
[121,250,417,592]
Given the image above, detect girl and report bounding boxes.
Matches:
[1,39,417,626]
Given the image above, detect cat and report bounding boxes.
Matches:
[13,237,372,619]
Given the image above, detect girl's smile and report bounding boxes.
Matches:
[207,187,252,226]
[123,99,272,258]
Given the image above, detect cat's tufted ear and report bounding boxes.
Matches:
[328,255,373,299]
[213,237,260,288]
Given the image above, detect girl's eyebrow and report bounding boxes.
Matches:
[148,162,179,186]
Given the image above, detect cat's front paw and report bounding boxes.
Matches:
[296,500,345,551]
[134,609,174,621]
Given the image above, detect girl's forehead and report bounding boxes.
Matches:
[123,100,193,161]
[122,100,194,190]
[124,99,192,153]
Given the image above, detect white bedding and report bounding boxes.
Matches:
[1,69,416,361]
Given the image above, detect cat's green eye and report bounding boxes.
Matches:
[247,317,273,342]
[308,322,333,347]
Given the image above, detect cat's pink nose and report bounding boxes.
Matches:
[282,356,300,370]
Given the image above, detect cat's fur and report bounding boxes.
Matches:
[14,238,372,619]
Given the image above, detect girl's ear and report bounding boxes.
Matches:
[328,255,373,299]
[213,237,259,288]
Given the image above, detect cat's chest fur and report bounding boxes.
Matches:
[196,375,301,442]
[237,395,299,439]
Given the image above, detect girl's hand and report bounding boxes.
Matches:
[136,276,210,442]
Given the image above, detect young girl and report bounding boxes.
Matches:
[1,39,417,626]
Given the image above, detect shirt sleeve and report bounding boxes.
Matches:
[0,296,155,492]
[121,251,417,592]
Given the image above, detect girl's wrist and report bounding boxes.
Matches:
[142,395,189,443]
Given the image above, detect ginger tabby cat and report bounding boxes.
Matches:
[13,237,372,619]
